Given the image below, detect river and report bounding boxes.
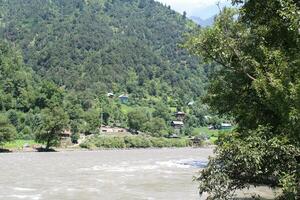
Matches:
[0,148,214,200]
[0,148,278,200]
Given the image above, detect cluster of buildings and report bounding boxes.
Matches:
[58,92,233,145]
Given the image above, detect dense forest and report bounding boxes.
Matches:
[0,0,206,102]
[0,0,214,148]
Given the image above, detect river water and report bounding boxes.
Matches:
[0,148,214,200]
[0,148,278,200]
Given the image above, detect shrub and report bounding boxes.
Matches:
[80,135,192,149]
[124,135,152,148]
[93,136,126,149]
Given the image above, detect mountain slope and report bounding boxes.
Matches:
[0,42,36,112]
[0,0,206,103]
[189,16,215,27]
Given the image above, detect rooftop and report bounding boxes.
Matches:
[175,111,185,115]
[221,123,232,127]
[119,94,128,98]
[172,121,184,125]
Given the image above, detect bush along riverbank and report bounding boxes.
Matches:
[80,135,194,149]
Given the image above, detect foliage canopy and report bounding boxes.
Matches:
[186,0,300,199]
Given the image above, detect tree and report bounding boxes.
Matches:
[186,0,300,199]
[127,109,149,132]
[0,41,36,112]
[35,107,69,150]
[143,117,167,137]
[152,102,172,122]
[0,114,16,146]
[70,120,81,144]
[7,110,19,128]
[0,0,206,105]
[207,116,222,130]
[82,109,101,135]
[182,11,187,19]
[35,81,64,109]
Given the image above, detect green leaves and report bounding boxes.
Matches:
[35,107,69,149]
[0,114,16,145]
[198,131,300,199]
[186,0,300,199]
[127,109,149,132]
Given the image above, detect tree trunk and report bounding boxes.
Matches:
[45,137,51,150]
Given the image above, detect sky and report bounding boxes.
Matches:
[155,0,230,19]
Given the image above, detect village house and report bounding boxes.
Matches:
[171,121,184,129]
[107,92,114,98]
[60,129,72,147]
[221,123,232,130]
[119,94,129,104]
[175,111,185,121]
[61,129,72,138]
[171,111,185,133]
[190,136,202,147]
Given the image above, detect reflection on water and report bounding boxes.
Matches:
[0,148,213,200]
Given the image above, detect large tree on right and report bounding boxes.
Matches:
[186,0,299,199]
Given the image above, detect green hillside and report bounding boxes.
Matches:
[0,0,206,103]
[0,0,211,148]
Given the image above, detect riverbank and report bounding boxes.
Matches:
[0,135,210,153]
[1,145,214,154]
[1,144,215,154]
[80,135,200,149]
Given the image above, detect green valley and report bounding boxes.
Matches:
[0,0,219,150]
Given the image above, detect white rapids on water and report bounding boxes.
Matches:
[0,148,213,200]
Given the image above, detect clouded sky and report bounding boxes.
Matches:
[155,0,230,19]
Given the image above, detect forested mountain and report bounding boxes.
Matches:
[189,16,214,27]
[0,0,206,103]
[0,43,36,112]
[0,0,211,147]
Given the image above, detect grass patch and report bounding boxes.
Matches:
[3,140,40,149]
[192,127,233,144]
[209,137,218,144]
[193,127,232,136]
[121,104,154,114]
[192,127,220,137]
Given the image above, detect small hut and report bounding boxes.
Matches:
[171,121,184,129]
[107,92,114,98]
[60,129,72,147]
[119,94,129,104]
[175,111,186,121]
[221,123,232,130]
